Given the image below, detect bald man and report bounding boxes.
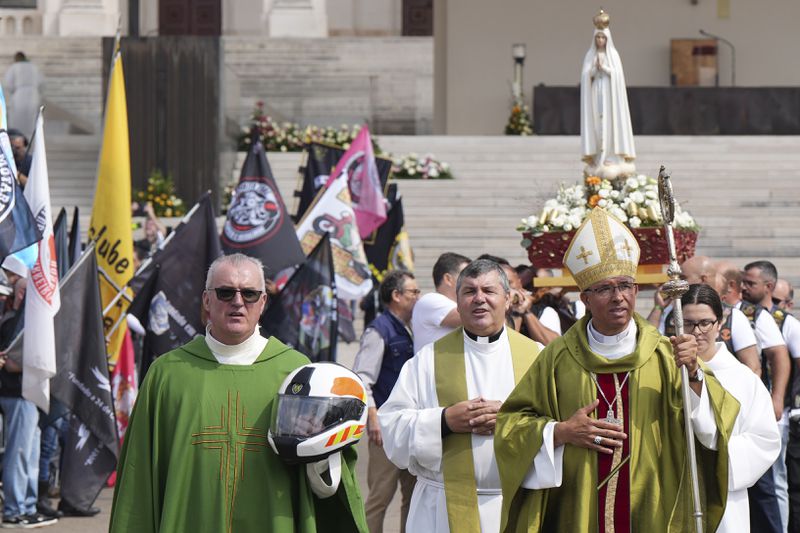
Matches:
[716,260,744,307]
[775,279,794,312]
[648,256,760,376]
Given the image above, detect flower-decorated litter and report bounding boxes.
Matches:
[517,174,698,235]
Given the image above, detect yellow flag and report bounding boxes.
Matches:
[88,51,133,366]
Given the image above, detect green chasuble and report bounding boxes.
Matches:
[109,336,367,533]
[494,314,739,533]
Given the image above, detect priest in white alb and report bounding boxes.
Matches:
[378,259,542,532]
[495,207,740,532]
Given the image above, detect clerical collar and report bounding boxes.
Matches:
[587,319,637,360]
[463,327,504,344]
[205,326,268,365]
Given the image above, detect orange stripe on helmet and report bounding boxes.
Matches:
[331,377,365,401]
[326,434,337,447]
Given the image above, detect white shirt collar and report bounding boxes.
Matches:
[587,319,637,360]
[205,326,268,366]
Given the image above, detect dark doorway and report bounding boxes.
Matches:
[103,37,222,206]
[402,0,432,36]
[159,0,221,36]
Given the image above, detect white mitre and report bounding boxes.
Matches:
[563,207,640,291]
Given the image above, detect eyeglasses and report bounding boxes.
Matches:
[399,288,421,296]
[208,287,263,303]
[682,319,718,333]
[583,281,636,298]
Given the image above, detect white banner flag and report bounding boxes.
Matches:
[22,112,59,413]
[295,173,372,300]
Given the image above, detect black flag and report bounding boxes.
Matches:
[295,141,393,222]
[48,249,117,509]
[261,233,338,361]
[364,184,414,280]
[221,137,304,274]
[53,208,70,278]
[0,132,41,263]
[68,206,82,267]
[129,192,223,380]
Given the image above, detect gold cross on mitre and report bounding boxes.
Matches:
[576,246,594,265]
[191,390,268,533]
[562,207,640,291]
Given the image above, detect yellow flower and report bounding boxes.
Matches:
[588,194,601,207]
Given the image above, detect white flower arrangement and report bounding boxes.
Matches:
[392,153,454,180]
[517,174,699,235]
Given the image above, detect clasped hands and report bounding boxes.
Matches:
[444,396,502,436]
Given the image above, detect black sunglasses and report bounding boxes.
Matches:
[209,287,263,303]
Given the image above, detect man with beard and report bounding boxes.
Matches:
[495,207,738,532]
[741,260,792,532]
[379,259,541,532]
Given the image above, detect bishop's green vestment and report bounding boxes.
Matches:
[109,336,367,533]
[494,314,740,533]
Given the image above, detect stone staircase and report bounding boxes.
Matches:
[264,135,800,293]
[222,37,433,135]
[40,133,800,294]
[46,133,100,218]
[0,37,103,134]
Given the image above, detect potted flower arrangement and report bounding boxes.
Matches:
[517,174,699,268]
[391,153,454,180]
[133,169,187,218]
[237,102,454,180]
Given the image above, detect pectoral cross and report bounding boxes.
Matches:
[192,390,269,533]
[605,408,622,426]
[577,246,594,265]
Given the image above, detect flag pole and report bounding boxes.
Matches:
[657,166,703,533]
[101,192,208,339]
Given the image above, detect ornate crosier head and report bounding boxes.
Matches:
[593,9,610,30]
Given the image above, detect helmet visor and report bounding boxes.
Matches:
[274,395,365,438]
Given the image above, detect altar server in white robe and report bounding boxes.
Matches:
[379,259,541,533]
[682,283,781,532]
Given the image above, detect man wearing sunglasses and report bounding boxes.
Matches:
[496,207,738,533]
[110,253,367,533]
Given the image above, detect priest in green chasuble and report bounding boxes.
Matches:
[109,254,367,533]
[495,207,739,533]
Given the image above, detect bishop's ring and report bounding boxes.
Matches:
[593,435,603,445]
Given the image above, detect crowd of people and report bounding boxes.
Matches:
[353,207,798,532]
[0,42,795,533]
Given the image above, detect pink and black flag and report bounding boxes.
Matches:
[325,125,387,238]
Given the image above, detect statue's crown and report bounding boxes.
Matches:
[593,9,610,30]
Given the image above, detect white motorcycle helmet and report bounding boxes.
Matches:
[268,362,367,464]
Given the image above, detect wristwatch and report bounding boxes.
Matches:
[689,367,704,383]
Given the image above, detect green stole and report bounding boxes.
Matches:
[495,314,740,533]
[434,327,540,533]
